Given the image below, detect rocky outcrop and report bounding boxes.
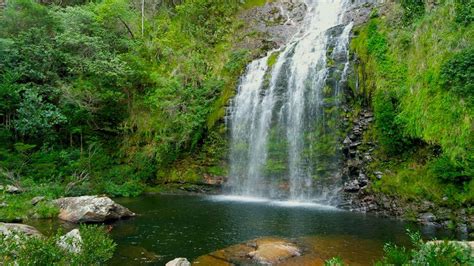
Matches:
[53,196,135,223]
[165,258,191,266]
[236,0,307,56]
[57,229,82,253]
[0,222,43,237]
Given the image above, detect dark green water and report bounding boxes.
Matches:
[26,194,461,265]
[102,194,457,265]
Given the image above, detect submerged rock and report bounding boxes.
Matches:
[53,196,135,223]
[58,229,82,253]
[248,238,301,264]
[166,258,190,266]
[0,222,43,237]
[194,237,302,265]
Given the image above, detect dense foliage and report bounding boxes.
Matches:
[0,225,116,265]
[0,0,255,201]
[351,0,473,207]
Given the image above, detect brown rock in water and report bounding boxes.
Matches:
[53,196,135,223]
[247,238,301,264]
[194,237,302,265]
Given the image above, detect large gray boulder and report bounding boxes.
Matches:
[53,196,135,223]
[0,222,43,237]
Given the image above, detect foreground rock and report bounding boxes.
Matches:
[248,238,301,264]
[53,196,135,223]
[0,185,22,193]
[0,222,42,237]
[58,229,82,253]
[194,237,302,265]
[166,258,191,266]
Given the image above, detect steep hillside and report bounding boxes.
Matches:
[344,0,473,233]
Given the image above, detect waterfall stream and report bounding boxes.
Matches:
[227,0,353,202]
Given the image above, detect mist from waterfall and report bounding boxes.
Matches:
[227,0,353,202]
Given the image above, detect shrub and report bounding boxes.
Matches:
[324,256,345,266]
[454,0,473,25]
[400,0,425,25]
[376,230,474,265]
[0,224,116,265]
[440,48,474,104]
[373,90,412,155]
[428,156,470,183]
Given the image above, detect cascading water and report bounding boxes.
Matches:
[227,0,353,202]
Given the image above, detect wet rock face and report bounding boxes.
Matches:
[237,0,307,55]
[343,1,378,26]
[53,196,135,223]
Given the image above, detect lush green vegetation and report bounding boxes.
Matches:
[351,0,473,208]
[0,0,261,207]
[0,224,116,265]
[325,230,473,265]
[376,230,473,265]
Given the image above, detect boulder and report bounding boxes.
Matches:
[166,258,191,266]
[418,212,437,225]
[194,237,302,265]
[31,196,46,206]
[0,185,22,193]
[58,229,82,253]
[248,238,301,264]
[343,180,360,192]
[0,222,42,237]
[53,196,135,223]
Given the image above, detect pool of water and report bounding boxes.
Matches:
[27,194,461,265]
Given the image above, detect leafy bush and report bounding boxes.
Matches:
[454,0,473,25]
[400,0,425,25]
[440,48,474,103]
[0,224,116,265]
[104,180,144,197]
[373,90,411,155]
[376,230,474,265]
[324,256,344,266]
[428,156,470,183]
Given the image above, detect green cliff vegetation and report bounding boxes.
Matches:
[351,0,473,208]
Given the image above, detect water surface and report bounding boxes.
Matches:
[103,194,456,265]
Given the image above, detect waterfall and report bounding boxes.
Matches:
[227,0,353,202]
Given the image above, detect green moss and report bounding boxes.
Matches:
[242,0,272,9]
[267,51,280,68]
